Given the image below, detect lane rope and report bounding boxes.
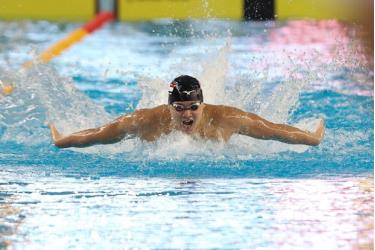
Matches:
[1,11,114,96]
[23,11,114,68]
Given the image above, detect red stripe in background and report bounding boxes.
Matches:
[83,11,114,33]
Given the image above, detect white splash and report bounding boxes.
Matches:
[0,64,111,144]
[0,39,322,158]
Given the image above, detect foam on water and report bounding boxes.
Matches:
[0,64,111,145]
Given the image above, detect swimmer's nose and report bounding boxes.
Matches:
[181,109,193,117]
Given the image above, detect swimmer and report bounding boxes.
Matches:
[49,75,325,148]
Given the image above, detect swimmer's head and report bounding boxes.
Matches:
[168,75,203,104]
[168,75,204,133]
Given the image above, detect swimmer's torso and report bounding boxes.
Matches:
[122,104,237,142]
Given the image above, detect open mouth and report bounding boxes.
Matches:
[182,119,194,126]
[181,119,194,132]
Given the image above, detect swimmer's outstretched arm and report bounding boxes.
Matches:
[224,107,325,146]
[49,115,136,148]
[49,105,170,148]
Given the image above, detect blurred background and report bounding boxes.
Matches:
[0,0,373,52]
[0,0,373,95]
[0,0,373,22]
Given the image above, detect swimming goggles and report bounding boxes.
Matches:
[172,102,201,112]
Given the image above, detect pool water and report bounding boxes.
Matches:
[0,20,373,249]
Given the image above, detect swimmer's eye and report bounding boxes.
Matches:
[173,104,184,112]
[172,103,201,112]
[190,103,200,111]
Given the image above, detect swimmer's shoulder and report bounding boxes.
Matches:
[143,104,170,116]
[122,104,169,117]
[203,104,253,131]
[202,104,247,137]
[203,103,244,119]
[129,104,171,126]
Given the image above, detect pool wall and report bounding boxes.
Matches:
[0,0,369,21]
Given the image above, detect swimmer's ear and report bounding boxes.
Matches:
[49,123,62,142]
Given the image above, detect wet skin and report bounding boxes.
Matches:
[49,100,325,148]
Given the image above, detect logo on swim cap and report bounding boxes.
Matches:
[168,75,204,104]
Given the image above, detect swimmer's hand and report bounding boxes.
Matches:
[312,118,325,145]
[49,123,63,146]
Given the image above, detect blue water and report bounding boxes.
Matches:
[0,20,373,249]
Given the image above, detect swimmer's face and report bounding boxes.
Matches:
[170,101,204,133]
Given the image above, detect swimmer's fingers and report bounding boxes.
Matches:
[314,118,325,143]
[49,123,62,142]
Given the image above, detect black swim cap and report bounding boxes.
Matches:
[168,75,204,104]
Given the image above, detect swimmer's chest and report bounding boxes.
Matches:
[199,123,234,141]
[138,125,171,141]
[137,109,171,141]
